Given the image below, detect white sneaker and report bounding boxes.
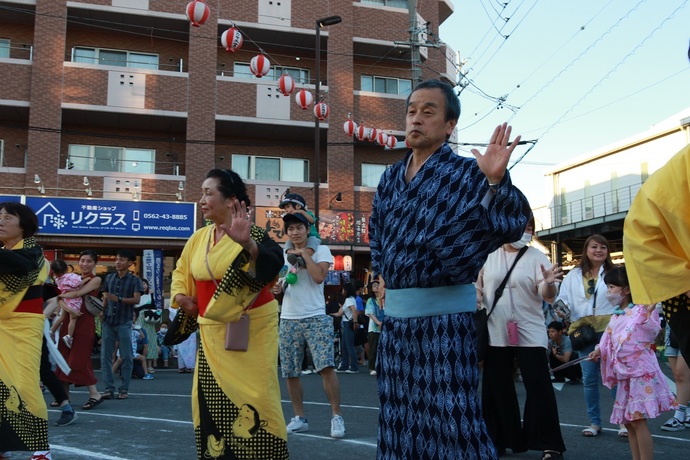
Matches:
[661,417,685,432]
[286,416,308,434]
[301,369,313,375]
[330,414,345,438]
[685,415,690,428]
[369,370,377,376]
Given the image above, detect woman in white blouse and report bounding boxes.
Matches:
[476,217,566,460]
[555,234,618,438]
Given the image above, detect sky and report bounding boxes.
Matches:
[438,0,690,207]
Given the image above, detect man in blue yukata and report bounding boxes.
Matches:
[369,79,531,460]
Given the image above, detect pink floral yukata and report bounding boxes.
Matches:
[599,304,677,424]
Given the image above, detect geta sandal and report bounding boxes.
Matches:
[582,425,601,437]
[542,451,563,460]
[82,397,104,410]
[116,392,129,400]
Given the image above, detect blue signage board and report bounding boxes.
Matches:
[25,197,196,239]
[0,195,22,203]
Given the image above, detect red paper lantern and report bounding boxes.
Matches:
[221,27,243,53]
[386,135,397,149]
[313,101,329,120]
[367,127,378,142]
[278,74,295,96]
[185,1,210,27]
[343,119,357,136]
[295,89,313,109]
[355,124,367,141]
[377,131,389,146]
[250,54,270,78]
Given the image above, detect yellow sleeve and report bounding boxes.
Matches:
[623,145,690,304]
[170,227,206,309]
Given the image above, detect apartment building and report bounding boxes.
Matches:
[0,0,456,284]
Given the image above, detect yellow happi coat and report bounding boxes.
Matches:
[171,224,288,459]
[0,238,50,452]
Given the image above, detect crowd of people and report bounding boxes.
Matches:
[1,75,689,460]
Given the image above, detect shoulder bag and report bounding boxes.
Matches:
[476,246,528,362]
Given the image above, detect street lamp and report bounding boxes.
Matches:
[314,15,342,221]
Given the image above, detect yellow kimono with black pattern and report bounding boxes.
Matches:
[171,224,288,459]
[0,239,50,453]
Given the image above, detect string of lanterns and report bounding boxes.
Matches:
[186,1,402,149]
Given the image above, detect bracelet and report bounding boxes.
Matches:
[546,282,555,287]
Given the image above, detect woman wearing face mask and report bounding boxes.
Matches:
[476,216,567,460]
[555,234,621,438]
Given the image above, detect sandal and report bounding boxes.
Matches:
[179,368,186,373]
[82,397,104,410]
[542,451,563,460]
[49,401,61,407]
[582,425,601,437]
[100,391,113,400]
[116,392,129,400]
[618,426,629,438]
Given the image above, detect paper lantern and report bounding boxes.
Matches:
[185,1,210,27]
[386,135,397,149]
[250,54,270,78]
[343,255,353,271]
[377,131,389,146]
[221,27,243,52]
[343,119,357,136]
[295,89,313,109]
[367,127,378,142]
[313,101,329,120]
[278,74,295,96]
[355,124,367,141]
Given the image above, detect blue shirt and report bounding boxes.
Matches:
[369,143,530,289]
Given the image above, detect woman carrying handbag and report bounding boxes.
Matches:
[477,216,566,460]
[555,234,624,438]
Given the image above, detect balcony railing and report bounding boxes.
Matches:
[546,183,642,228]
[1,42,33,60]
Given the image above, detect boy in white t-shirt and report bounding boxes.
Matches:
[274,212,345,439]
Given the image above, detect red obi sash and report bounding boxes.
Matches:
[14,285,44,314]
[194,280,274,318]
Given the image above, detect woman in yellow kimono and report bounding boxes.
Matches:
[0,202,51,459]
[170,169,288,459]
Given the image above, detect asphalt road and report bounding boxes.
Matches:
[38,363,690,459]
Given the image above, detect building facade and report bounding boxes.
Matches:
[0,0,456,286]
[535,107,690,267]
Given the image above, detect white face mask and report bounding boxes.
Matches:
[605,292,625,306]
[160,328,168,334]
[509,232,532,249]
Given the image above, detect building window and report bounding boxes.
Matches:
[68,145,155,173]
[232,154,308,182]
[72,47,159,70]
[232,63,310,83]
[362,163,391,187]
[0,39,9,58]
[361,0,409,8]
[361,75,412,95]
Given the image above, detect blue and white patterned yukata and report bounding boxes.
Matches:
[369,143,531,460]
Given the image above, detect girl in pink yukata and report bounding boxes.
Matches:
[589,267,676,460]
[49,259,84,349]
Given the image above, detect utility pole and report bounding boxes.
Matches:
[394,0,440,87]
